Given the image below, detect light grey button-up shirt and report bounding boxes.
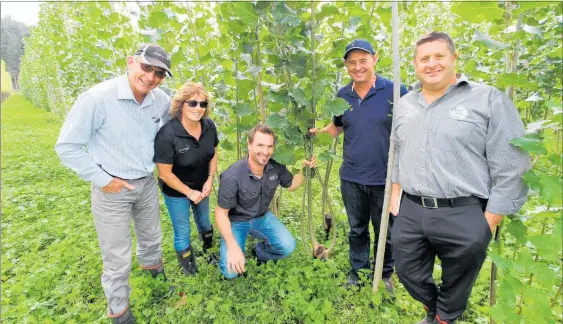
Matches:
[391,74,530,215]
[55,74,171,187]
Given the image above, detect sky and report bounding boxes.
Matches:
[1,1,40,26]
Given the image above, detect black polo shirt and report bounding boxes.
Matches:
[217,158,293,221]
[154,118,219,197]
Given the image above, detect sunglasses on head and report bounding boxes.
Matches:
[138,61,167,79]
[185,100,208,109]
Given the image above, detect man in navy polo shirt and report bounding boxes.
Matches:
[311,39,407,289]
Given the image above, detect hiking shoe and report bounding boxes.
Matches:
[416,305,436,324]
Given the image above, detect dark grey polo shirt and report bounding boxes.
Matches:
[391,74,530,215]
[217,158,293,221]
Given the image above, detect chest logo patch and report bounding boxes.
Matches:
[269,175,277,181]
[179,145,190,153]
[450,105,468,120]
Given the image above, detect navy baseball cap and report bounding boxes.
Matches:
[343,39,375,59]
[134,43,173,77]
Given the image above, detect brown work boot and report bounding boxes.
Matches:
[108,305,136,324]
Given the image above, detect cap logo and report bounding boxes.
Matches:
[450,105,467,120]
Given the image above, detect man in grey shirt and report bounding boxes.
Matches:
[55,43,173,324]
[389,32,530,324]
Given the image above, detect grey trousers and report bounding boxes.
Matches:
[91,175,163,315]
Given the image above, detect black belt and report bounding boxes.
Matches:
[103,168,151,181]
[405,193,486,209]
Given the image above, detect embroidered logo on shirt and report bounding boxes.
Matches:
[152,117,160,123]
[179,145,190,153]
[450,105,468,120]
[269,175,277,181]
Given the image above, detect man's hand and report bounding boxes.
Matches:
[227,244,246,274]
[484,211,503,234]
[390,193,400,216]
[201,177,213,198]
[187,189,204,204]
[302,155,317,169]
[308,127,325,135]
[101,177,135,193]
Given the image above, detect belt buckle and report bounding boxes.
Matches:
[421,196,438,209]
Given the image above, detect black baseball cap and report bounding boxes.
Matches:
[343,39,375,59]
[134,43,173,78]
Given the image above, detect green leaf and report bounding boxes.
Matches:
[511,134,547,154]
[473,30,509,49]
[235,103,253,117]
[313,132,333,147]
[324,97,350,116]
[232,2,259,30]
[265,113,287,129]
[538,174,563,206]
[488,250,512,271]
[534,262,555,290]
[506,219,527,244]
[289,89,310,109]
[529,233,561,262]
[496,73,537,90]
[273,144,297,165]
[148,11,168,27]
[513,250,535,274]
[283,126,304,146]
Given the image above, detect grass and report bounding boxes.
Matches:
[1,94,493,323]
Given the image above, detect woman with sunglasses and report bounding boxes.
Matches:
[154,83,219,276]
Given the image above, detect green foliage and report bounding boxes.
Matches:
[1,60,12,98]
[11,1,563,323]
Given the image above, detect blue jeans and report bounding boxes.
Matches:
[162,193,212,252]
[341,179,395,280]
[219,211,296,279]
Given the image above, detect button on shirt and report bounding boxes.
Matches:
[153,118,219,197]
[55,74,171,187]
[391,74,530,215]
[217,158,293,222]
[334,75,408,185]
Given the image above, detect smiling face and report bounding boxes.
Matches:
[181,94,207,123]
[413,40,457,91]
[126,56,165,102]
[248,131,275,167]
[345,50,378,85]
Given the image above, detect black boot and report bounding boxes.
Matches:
[143,262,167,281]
[200,228,219,265]
[176,246,197,276]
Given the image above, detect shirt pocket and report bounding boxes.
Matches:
[239,188,258,211]
[432,117,478,152]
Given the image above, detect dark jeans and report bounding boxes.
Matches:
[391,195,491,322]
[341,179,394,280]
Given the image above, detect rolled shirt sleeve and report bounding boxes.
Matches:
[485,90,531,215]
[54,93,113,188]
[217,175,238,210]
[278,164,294,188]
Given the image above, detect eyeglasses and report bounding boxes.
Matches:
[138,62,167,79]
[185,100,208,109]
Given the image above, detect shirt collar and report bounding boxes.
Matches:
[117,73,156,105]
[348,74,385,97]
[412,73,469,91]
[172,118,210,138]
[245,157,274,178]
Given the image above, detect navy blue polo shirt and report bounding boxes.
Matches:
[334,74,408,186]
[153,118,219,197]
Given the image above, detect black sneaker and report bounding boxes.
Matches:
[344,272,362,290]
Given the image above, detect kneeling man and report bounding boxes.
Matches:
[215,125,316,278]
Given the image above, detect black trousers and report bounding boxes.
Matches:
[391,195,492,322]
